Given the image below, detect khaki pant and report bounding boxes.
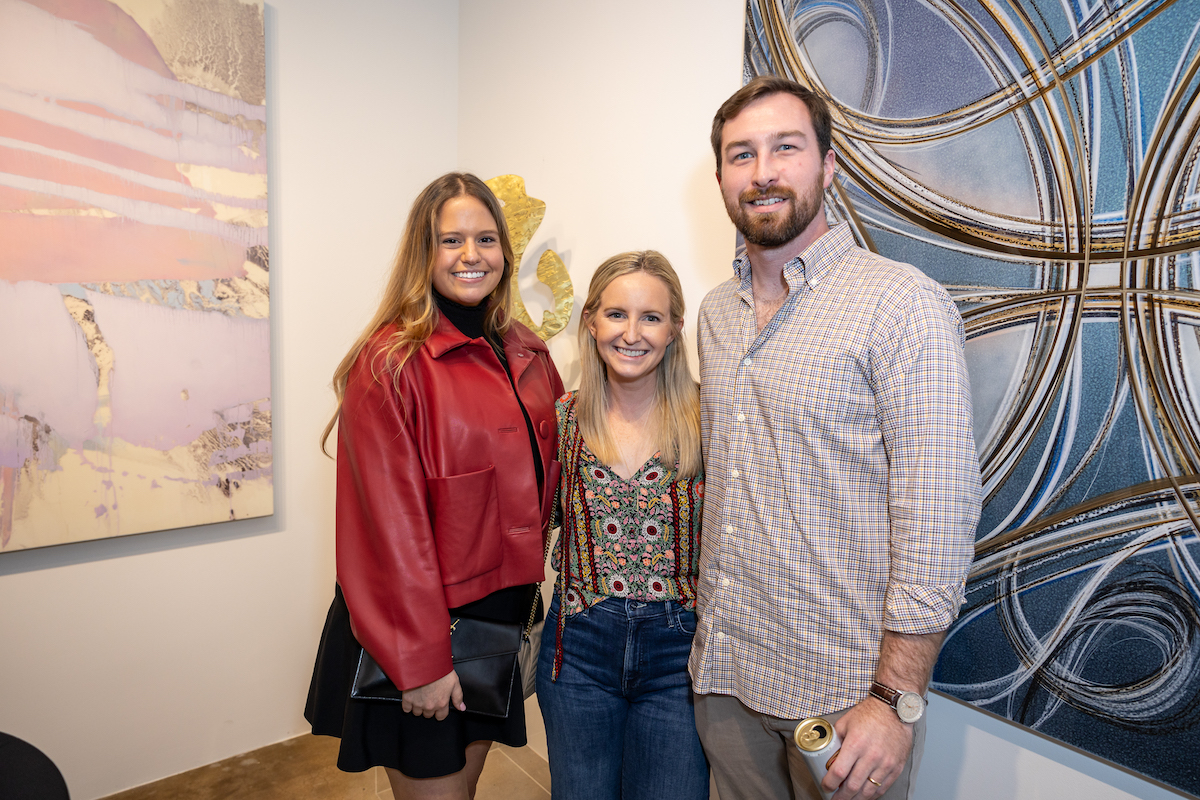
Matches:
[694,693,926,800]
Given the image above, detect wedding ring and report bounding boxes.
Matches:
[868,777,883,787]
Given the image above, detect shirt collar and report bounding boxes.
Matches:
[729,222,857,292]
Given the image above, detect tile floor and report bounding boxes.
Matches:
[99,735,550,800]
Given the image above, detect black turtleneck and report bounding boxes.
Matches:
[434,290,502,355]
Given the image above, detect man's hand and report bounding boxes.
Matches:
[401,670,465,720]
[817,628,943,797]
[822,696,912,799]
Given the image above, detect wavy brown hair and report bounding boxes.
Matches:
[320,173,515,454]
[576,251,701,478]
[711,74,833,176]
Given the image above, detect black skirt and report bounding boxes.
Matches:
[304,584,534,778]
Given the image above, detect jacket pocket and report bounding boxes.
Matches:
[426,466,502,586]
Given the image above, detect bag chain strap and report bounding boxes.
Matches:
[523,485,555,640]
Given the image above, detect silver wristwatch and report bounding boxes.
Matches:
[869,681,925,723]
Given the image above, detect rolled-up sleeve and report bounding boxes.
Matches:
[874,283,982,634]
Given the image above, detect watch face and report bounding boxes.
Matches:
[896,692,924,723]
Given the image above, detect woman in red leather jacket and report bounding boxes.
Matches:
[305,172,563,799]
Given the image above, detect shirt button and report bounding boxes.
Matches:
[725,525,733,534]
[736,413,745,422]
[721,577,730,587]
[730,468,740,479]
[716,631,726,640]
[743,357,752,367]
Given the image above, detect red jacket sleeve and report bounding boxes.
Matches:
[335,348,452,692]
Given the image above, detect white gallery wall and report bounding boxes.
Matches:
[0,1,1190,799]
[456,0,744,384]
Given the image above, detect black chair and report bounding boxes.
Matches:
[0,733,70,800]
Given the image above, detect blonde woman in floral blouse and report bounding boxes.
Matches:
[536,251,707,800]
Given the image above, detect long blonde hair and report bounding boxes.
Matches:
[321,173,516,454]
[576,251,701,478]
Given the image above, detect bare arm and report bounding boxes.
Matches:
[875,628,944,693]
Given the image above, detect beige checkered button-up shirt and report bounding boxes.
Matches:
[688,222,982,719]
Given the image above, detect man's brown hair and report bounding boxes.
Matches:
[711,75,833,175]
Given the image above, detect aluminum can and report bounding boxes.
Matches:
[793,716,841,799]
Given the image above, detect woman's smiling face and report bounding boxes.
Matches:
[585,271,676,389]
[431,195,504,307]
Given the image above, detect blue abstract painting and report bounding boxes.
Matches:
[744,0,1200,793]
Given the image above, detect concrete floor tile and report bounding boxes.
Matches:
[97,734,553,800]
[374,766,392,798]
[476,747,550,799]
[99,736,375,800]
[493,744,551,794]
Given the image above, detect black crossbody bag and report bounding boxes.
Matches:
[350,588,542,718]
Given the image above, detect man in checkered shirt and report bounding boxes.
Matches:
[688,75,982,800]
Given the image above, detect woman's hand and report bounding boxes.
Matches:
[401,670,466,720]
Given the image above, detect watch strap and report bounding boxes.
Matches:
[869,681,901,708]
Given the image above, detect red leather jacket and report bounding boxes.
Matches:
[335,316,563,691]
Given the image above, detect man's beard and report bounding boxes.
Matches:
[725,175,825,248]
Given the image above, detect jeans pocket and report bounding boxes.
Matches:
[672,603,697,636]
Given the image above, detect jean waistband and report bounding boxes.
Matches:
[588,595,692,622]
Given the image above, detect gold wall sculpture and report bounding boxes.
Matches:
[485,175,573,340]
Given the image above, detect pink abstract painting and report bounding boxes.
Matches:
[0,0,270,549]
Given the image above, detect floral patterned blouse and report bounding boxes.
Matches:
[549,392,703,677]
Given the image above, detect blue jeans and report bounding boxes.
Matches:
[536,593,709,800]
